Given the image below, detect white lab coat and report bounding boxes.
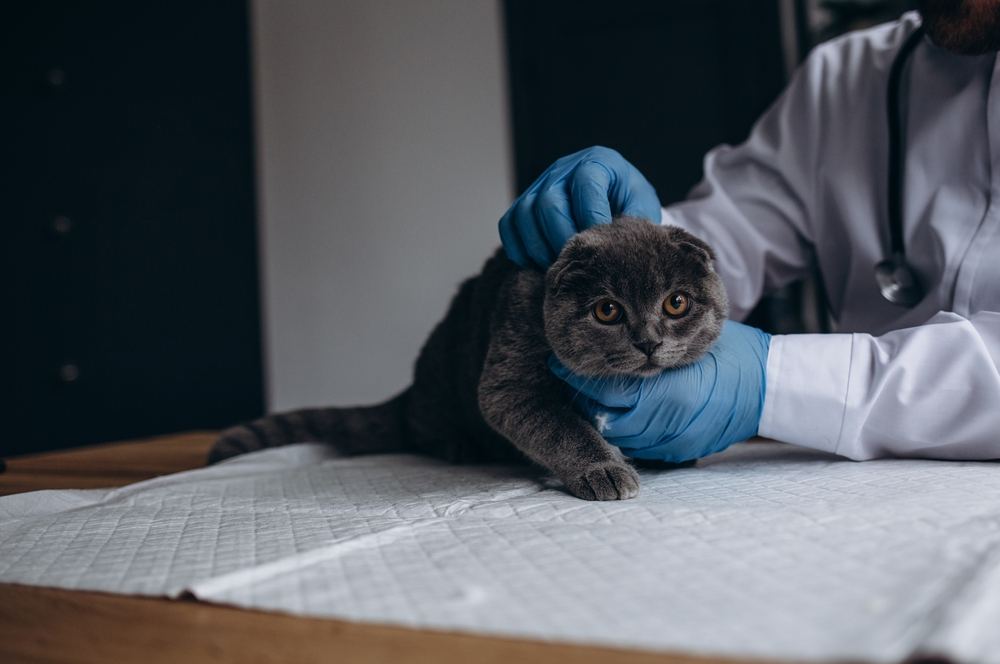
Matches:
[664,12,1000,460]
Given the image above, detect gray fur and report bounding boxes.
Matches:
[209,218,728,500]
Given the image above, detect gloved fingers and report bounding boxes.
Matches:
[498,150,579,266]
[594,398,681,443]
[547,355,642,408]
[711,319,742,351]
[533,187,577,259]
[701,321,758,374]
[549,146,595,175]
[510,193,555,269]
[607,407,710,458]
[569,160,616,231]
[500,147,661,268]
[527,149,583,197]
[580,401,635,439]
[626,441,701,464]
[625,419,735,463]
[712,320,772,369]
[498,209,530,267]
[618,166,662,223]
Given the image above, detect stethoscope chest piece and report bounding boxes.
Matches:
[875,253,923,307]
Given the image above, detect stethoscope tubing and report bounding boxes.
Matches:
[886,24,926,259]
[876,23,927,307]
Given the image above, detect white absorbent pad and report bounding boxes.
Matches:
[2,442,1000,663]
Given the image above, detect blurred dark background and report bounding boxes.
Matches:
[2,0,913,456]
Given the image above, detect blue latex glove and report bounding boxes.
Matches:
[548,321,772,463]
[499,146,661,269]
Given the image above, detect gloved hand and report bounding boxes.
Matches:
[499,146,661,269]
[548,321,771,463]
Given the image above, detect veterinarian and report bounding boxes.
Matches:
[499,2,1000,463]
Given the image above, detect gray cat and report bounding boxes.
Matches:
[208,217,727,500]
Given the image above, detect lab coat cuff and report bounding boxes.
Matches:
[759,333,854,455]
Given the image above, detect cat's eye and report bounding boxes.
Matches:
[593,299,623,324]
[663,292,690,318]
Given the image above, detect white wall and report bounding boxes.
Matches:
[252,0,513,410]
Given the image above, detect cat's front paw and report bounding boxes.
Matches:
[561,460,640,501]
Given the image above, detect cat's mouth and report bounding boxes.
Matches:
[632,359,667,376]
[623,349,688,376]
[640,358,664,370]
[606,358,664,377]
[574,349,689,378]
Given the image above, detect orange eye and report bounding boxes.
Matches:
[593,299,623,324]
[663,292,690,318]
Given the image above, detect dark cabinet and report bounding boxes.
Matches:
[2,1,263,455]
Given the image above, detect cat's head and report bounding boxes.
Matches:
[543,217,728,377]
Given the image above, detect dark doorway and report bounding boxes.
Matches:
[504,0,788,203]
[504,0,800,331]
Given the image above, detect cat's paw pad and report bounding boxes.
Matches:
[563,461,640,501]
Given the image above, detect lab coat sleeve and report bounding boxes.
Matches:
[662,46,831,320]
[759,311,1000,460]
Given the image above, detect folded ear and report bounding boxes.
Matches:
[546,243,597,295]
[667,227,716,263]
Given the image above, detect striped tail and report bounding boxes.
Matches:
[207,389,410,464]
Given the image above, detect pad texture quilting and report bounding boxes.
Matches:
[2,442,1000,663]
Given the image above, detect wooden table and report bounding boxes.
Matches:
[0,432,744,664]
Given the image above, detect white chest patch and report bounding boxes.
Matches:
[593,412,610,433]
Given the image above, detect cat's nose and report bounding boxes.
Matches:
[633,340,662,357]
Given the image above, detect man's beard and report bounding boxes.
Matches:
[919,0,1000,54]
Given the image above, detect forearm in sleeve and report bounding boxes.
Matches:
[760,311,1000,460]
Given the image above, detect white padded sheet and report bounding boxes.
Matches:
[3,442,1000,663]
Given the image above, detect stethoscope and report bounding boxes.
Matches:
[874,24,926,307]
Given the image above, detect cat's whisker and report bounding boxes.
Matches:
[567,367,614,405]
[570,370,604,402]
